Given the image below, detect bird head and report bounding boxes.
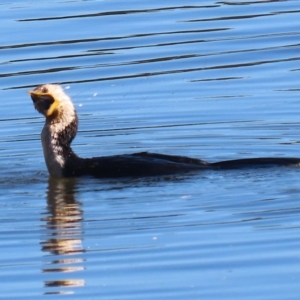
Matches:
[28,84,75,119]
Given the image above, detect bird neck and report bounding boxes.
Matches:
[41,113,81,177]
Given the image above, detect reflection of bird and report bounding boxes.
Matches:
[29,84,300,178]
[42,178,85,293]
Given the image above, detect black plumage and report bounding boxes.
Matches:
[29,84,300,178]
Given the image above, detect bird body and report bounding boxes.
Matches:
[29,84,300,178]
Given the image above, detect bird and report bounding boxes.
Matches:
[28,84,300,178]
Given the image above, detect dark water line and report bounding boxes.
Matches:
[185,9,300,22]
[217,0,285,5]
[18,5,219,22]
[90,39,299,53]
[0,116,40,122]
[8,52,111,63]
[79,120,251,134]
[0,28,229,50]
[192,76,244,82]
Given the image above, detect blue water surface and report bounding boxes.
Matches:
[1,0,300,299]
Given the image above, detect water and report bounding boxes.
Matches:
[1,0,300,298]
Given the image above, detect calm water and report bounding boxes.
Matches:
[1,0,300,299]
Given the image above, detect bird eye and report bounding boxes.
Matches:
[41,87,48,93]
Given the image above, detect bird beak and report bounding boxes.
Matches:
[28,90,52,102]
[28,90,57,117]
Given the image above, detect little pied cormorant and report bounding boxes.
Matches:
[29,84,300,178]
